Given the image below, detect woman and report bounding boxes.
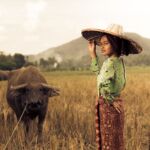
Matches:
[81,24,142,150]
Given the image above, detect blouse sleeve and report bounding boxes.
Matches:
[90,56,100,75]
[100,60,115,103]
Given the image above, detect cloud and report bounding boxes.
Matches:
[0,0,149,55]
[0,26,5,32]
[24,0,47,32]
[24,35,39,42]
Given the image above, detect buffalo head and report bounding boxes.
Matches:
[10,83,59,111]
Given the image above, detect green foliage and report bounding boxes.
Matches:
[37,53,150,71]
[0,51,149,71]
[0,53,26,70]
[0,61,16,70]
[13,53,26,68]
[124,54,150,66]
[39,57,58,71]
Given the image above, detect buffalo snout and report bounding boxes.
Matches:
[28,101,43,110]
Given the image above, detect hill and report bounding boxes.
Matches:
[27,32,150,66]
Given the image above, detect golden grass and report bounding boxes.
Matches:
[0,67,150,150]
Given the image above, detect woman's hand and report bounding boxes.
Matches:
[88,40,97,59]
[112,100,122,113]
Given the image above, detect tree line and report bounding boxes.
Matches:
[0,52,149,71]
[0,53,26,70]
[0,52,58,71]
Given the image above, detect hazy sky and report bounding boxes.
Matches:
[0,0,150,55]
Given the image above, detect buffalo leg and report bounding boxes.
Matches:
[37,112,46,143]
[23,118,31,144]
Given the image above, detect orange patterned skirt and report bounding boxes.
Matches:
[95,96,125,150]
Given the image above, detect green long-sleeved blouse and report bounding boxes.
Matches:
[91,55,126,103]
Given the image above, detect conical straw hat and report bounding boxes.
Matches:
[81,24,143,54]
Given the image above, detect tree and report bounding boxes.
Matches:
[39,58,48,68]
[13,53,26,68]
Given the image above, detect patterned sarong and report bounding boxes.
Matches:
[95,96,125,150]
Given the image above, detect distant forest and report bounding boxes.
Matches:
[0,52,27,70]
[0,52,149,71]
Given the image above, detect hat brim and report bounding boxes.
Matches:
[81,28,143,54]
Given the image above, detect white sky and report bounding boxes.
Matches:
[0,0,150,55]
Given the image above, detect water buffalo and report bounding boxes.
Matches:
[0,66,59,142]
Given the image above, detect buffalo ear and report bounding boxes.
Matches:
[40,83,60,97]
[10,84,28,95]
[48,87,60,97]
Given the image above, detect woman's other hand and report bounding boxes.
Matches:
[112,100,123,113]
[88,40,97,59]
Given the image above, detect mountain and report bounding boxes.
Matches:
[27,32,150,63]
[27,37,88,62]
[126,33,150,54]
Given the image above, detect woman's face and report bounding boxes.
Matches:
[97,35,114,57]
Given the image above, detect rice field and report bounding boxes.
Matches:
[0,67,150,150]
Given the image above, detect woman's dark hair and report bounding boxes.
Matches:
[98,33,130,56]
